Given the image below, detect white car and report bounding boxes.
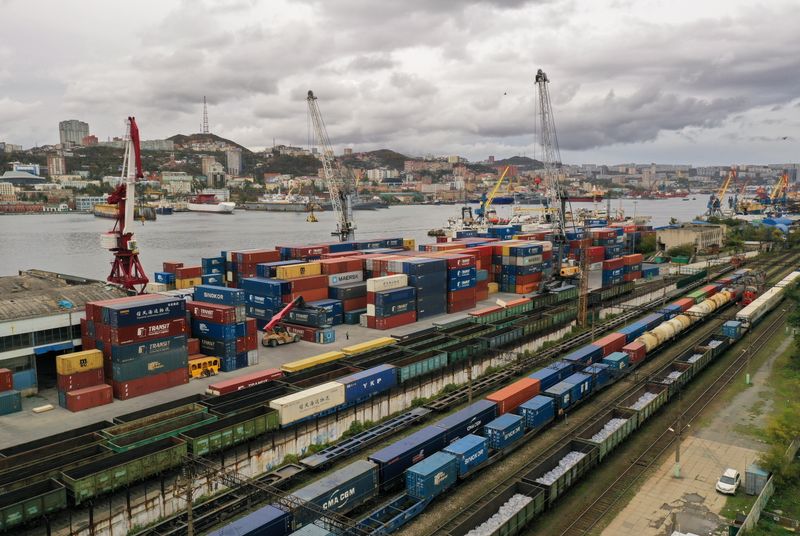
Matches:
[715,468,741,494]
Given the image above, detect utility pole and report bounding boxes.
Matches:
[183,464,194,536]
[673,389,683,479]
[467,354,473,403]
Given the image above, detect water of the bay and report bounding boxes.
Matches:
[0,198,709,280]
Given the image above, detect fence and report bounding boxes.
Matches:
[732,438,799,535]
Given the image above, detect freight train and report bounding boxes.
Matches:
[0,268,776,534]
[205,268,799,536]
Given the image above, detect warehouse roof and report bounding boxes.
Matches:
[0,270,127,322]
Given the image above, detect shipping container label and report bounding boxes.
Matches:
[463,447,486,465]
[329,271,364,285]
[322,486,359,510]
[134,321,177,339]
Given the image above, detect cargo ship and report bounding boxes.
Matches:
[187,194,235,214]
[92,203,156,221]
[244,194,319,212]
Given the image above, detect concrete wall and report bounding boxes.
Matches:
[35,326,573,536]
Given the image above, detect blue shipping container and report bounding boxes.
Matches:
[335,364,397,402]
[618,321,648,342]
[442,434,488,477]
[369,426,447,489]
[563,345,603,365]
[447,277,477,292]
[316,328,336,344]
[434,399,498,443]
[102,298,186,328]
[201,274,223,286]
[562,372,592,399]
[484,414,524,450]
[0,390,22,415]
[206,504,291,536]
[374,287,416,307]
[246,293,282,309]
[111,348,187,382]
[405,452,458,501]
[293,460,378,524]
[518,395,555,431]
[543,381,577,411]
[528,368,562,391]
[602,351,629,370]
[641,312,665,330]
[194,285,246,306]
[583,363,611,389]
[108,335,187,364]
[245,305,273,321]
[240,277,289,297]
[191,320,237,340]
[547,360,574,381]
[154,272,175,284]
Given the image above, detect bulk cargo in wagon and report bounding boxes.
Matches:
[293,460,378,525]
[447,480,545,536]
[574,408,637,461]
[521,440,599,506]
[269,382,345,425]
[0,479,67,532]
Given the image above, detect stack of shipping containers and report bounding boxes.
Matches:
[0,367,21,415]
[191,285,257,371]
[83,295,189,400]
[365,275,417,330]
[55,349,111,412]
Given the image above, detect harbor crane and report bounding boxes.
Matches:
[475,166,511,223]
[102,117,148,293]
[307,90,356,241]
[707,167,736,218]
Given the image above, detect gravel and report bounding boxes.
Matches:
[628,391,658,410]
[661,371,683,384]
[589,418,628,442]
[687,353,703,363]
[534,451,587,485]
[708,339,723,348]
[465,494,533,536]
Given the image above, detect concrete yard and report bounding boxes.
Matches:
[0,292,522,449]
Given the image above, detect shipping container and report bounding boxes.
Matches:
[0,390,22,415]
[106,335,188,364]
[527,367,562,391]
[206,504,292,536]
[335,364,397,402]
[101,297,186,327]
[0,368,11,392]
[434,400,498,443]
[110,348,188,382]
[194,285,246,306]
[103,318,187,346]
[518,395,555,432]
[405,451,458,501]
[63,384,113,412]
[443,434,489,478]
[269,382,345,425]
[56,349,103,376]
[562,345,603,365]
[486,378,540,415]
[592,332,627,357]
[111,368,188,400]
[56,368,104,392]
[369,426,447,490]
[622,341,646,364]
[602,351,629,371]
[484,413,524,450]
[293,460,378,525]
[583,363,611,390]
[206,369,283,396]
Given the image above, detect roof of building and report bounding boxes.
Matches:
[0,270,127,322]
[0,171,46,184]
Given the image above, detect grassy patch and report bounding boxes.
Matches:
[720,492,757,521]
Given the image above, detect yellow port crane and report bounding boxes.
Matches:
[475,166,511,223]
[770,172,789,204]
[707,167,736,217]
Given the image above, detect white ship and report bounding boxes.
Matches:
[187,194,235,214]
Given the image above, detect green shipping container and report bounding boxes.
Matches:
[395,350,448,383]
[61,438,186,505]
[181,406,278,456]
[0,479,67,532]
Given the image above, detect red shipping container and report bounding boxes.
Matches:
[103,318,187,346]
[246,318,257,336]
[85,294,155,323]
[622,341,646,364]
[233,249,281,264]
[476,288,489,301]
[206,368,284,396]
[281,288,329,303]
[623,253,644,265]
[235,335,258,353]
[280,323,317,342]
[111,368,188,400]
[486,377,540,414]
[321,251,364,259]
[290,245,330,258]
[515,273,542,284]
[593,332,627,357]
[175,266,202,279]
[447,299,476,313]
[515,283,539,294]
[541,250,553,261]
[0,368,12,392]
[319,258,363,274]
[57,368,105,392]
[623,272,642,282]
[590,229,616,239]
[373,310,416,330]
[674,298,694,312]
[342,297,368,311]
[587,247,606,264]
[64,384,113,412]
[187,337,200,354]
[701,285,719,298]
[187,301,237,324]
[602,257,624,270]
[162,261,184,273]
[288,275,329,292]
[447,287,477,304]
[82,336,96,350]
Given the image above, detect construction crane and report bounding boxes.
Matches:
[102,117,148,293]
[706,167,736,218]
[306,90,355,241]
[475,166,511,223]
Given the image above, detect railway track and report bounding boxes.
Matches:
[558,299,791,535]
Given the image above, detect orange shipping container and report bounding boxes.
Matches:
[487,377,541,414]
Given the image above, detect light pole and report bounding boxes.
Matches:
[58,299,75,352]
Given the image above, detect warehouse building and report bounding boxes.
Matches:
[0,270,126,394]
[656,223,726,255]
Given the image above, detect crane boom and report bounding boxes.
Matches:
[476,166,510,221]
[306,90,355,241]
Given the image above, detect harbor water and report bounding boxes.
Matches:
[0,199,708,280]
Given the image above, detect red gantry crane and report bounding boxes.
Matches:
[102,117,149,293]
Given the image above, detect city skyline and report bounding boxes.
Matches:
[1,0,798,165]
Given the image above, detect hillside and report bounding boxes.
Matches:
[343,149,409,170]
[167,133,251,153]
[495,155,544,170]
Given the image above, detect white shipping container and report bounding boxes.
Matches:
[366,304,375,316]
[269,381,345,425]
[146,282,172,292]
[514,255,543,266]
[366,274,408,292]
[328,271,364,286]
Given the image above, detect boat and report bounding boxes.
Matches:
[93,203,156,221]
[245,193,317,212]
[155,206,173,215]
[187,194,235,214]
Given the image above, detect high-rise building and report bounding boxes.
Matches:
[226,148,242,176]
[201,156,217,178]
[47,153,66,177]
[59,120,90,147]
[343,148,353,156]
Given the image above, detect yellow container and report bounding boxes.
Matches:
[403,238,416,251]
[56,349,103,375]
[341,337,396,356]
[281,351,346,373]
[488,282,499,294]
[175,277,202,289]
[276,262,322,280]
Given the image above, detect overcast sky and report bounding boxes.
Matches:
[1,0,798,165]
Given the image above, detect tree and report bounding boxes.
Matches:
[666,243,693,257]
[637,234,656,255]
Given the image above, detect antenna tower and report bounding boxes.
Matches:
[202,96,209,134]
